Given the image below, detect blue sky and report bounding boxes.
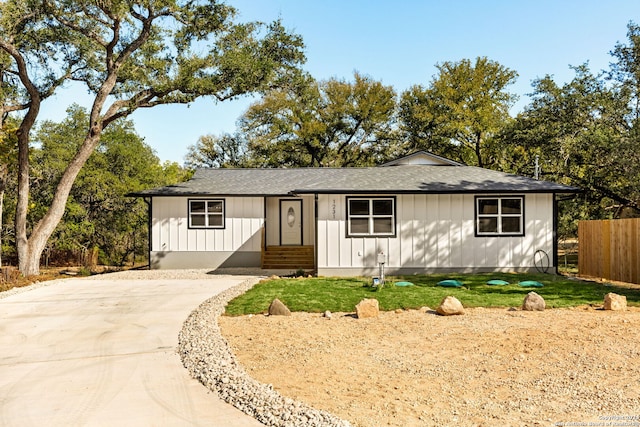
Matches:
[39,0,640,164]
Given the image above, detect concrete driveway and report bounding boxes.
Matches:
[0,272,265,427]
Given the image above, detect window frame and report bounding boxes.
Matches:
[346,196,396,238]
[188,199,226,229]
[475,195,525,237]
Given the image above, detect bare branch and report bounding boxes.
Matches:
[0,41,40,103]
[0,103,31,114]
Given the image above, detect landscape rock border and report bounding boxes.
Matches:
[178,277,351,427]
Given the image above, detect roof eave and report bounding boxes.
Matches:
[293,188,581,195]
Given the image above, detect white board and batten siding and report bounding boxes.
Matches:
[150,197,264,269]
[317,193,554,275]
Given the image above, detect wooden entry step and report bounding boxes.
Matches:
[262,245,315,270]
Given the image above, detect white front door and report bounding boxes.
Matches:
[280,200,303,245]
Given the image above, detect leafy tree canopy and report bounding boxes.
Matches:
[186,72,400,168]
[31,105,187,265]
[399,57,518,167]
[498,22,640,235]
[0,0,305,275]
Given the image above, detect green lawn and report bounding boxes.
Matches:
[224,273,640,315]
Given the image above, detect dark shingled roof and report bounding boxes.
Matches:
[130,165,579,197]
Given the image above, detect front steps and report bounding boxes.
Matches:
[261,246,315,270]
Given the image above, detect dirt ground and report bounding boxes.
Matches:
[219,306,640,427]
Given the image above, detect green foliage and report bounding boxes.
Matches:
[186,72,401,168]
[498,24,640,236]
[1,0,306,275]
[4,0,640,273]
[185,133,248,168]
[399,57,518,167]
[0,117,19,265]
[1,1,306,110]
[29,105,187,265]
[240,72,400,167]
[223,273,640,316]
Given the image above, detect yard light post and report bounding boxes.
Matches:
[377,251,386,286]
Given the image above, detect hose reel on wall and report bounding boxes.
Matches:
[534,249,550,273]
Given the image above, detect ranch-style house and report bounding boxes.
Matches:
[131,151,578,276]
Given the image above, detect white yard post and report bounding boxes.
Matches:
[377,251,386,286]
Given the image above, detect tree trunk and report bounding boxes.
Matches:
[0,110,5,267]
[15,108,38,276]
[18,134,102,276]
[0,172,5,268]
[475,132,484,168]
[15,63,116,276]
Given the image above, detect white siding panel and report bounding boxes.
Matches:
[339,222,352,267]
[486,236,499,267]
[169,213,183,251]
[251,217,262,251]
[521,197,536,268]
[158,200,169,250]
[318,194,340,267]
[315,192,556,272]
[317,195,328,267]
[437,195,451,267]
[346,237,357,268]
[222,199,233,251]
[151,196,265,255]
[474,237,487,267]
[196,229,206,252]
[330,219,342,266]
[317,222,327,267]
[317,197,328,267]
[151,201,162,251]
[460,198,475,268]
[349,238,363,268]
[450,194,463,267]
[531,194,553,269]
[424,196,438,268]
[497,236,510,266]
[398,195,413,267]
[169,211,180,252]
[413,195,427,266]
[364,238,378,268]
[513,235,524,268]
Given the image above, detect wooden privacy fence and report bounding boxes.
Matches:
[578,218,640,284]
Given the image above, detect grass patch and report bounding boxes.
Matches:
[224,273,640,315]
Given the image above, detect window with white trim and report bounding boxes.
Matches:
[347,197,395,237]
[189,199,225,229]
[476,196,524,236]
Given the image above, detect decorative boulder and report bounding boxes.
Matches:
[436,296,465,316]
[355,298,379,319]
[522,291,546,311]
[268,298,291,316]
[604,293,627,311]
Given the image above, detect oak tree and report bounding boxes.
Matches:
[239,72,398,167]
[0,0,304,275]
[400,57,518,167]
